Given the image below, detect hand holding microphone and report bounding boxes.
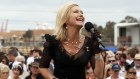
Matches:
[84,22,105,51]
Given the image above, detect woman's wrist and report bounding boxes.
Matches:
[53,77,59,79]
[95,54,102,60]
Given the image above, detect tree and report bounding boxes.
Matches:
[120,15,138,23]
[104,21,116,42]
[23,30,33,42]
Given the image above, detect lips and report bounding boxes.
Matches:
[76,18,84,22]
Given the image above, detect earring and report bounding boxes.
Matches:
[66,26,68,29]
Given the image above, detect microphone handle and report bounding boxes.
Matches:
[91,31,105,49]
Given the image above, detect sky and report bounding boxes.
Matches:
[0,0,140,32]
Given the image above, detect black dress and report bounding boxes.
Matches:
[25,73,45,79]
[39,34,97,79]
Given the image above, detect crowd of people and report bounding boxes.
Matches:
[102,45,140,79]
[0,47,47,79]
[0,45,140,79]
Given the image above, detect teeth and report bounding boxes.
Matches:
[77,19,83,21]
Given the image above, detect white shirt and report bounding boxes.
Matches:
[134,66,140,78]
[8,76,24,79]
[106,75,125,79]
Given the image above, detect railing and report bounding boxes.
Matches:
[118,36,132,46]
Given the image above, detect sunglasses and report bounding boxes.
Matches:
[116,53,122,55]
[108,60,116,63]
[128,72,136,75]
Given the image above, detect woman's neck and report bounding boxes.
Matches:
[67,26,81,42]
[111,75,119,79]
[13,76,19,79]
[31,74,37,79]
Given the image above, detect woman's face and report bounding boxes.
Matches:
[67,6,85,28]
[127,68,137,79]
[1,69,9,79]
[107,68,112,76]
[1,58,7,65]
[12,68,21,77]
[30,66,39,75]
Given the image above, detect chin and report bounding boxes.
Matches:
[77,25,83,28]
[77,23,84,26]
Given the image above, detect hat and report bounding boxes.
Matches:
[134,54,140,60]
[31,62,39,67]
[112,63,121,71]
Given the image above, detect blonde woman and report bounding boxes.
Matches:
[0,63,10,79]
[39,2,104,79]
[104,64,112,78]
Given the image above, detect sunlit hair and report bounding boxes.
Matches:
[54,2,79,41]
[0,63,10,77]
[104,64,112,78]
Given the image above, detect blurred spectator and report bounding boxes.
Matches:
[125,64,137,79]
[115,51,123,63]
[7,47,18,69]
[119,53,128,77]
[0,55,9,65]
[15,55,27,72]
[0,63,10,79]
[25,61,44,79]
[104,64,112,78]
[107,56,116,65]
[8,61,24,79]
[106,63,125,79]
[26,49,42,70]
[86,62,96,79]
[105,51,115,64]
[0,51,5,57]
[126,47,139,66]
[30,49,42,58]
[134,53,140,78]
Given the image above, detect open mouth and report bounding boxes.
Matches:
[76,18,84,22]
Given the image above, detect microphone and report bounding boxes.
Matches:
[84,22,105,48]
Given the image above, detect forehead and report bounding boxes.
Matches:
[70,5,81,11]
[116,51,122,54]
[128,68,136,72]
[1,68,9,72]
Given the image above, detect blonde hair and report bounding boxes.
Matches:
[0,63,10,78]
[54,2,79,41]
[104,64,112,78]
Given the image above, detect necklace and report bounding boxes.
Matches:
[63,37,84,55]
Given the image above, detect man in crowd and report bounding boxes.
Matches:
[106,63,125,79]
[134,53,140,78]
[25,60,44,79]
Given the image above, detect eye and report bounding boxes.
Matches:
[73,10,79,13]
[80,11,83,14]
[73,10,83,14]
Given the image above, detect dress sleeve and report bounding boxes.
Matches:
[87,37,96,70]
[39,34,55,68]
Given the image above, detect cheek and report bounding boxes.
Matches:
[135,61,140,64]
[67,17,75,23]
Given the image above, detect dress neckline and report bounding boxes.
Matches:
[60,37,87,58]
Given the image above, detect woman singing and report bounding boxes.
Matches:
[39,2,104,79]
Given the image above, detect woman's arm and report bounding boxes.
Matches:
[39,68,56,79]
[90,53,105,79]
[39,35,57,79]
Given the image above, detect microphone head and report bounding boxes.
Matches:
[84,22,94,32]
